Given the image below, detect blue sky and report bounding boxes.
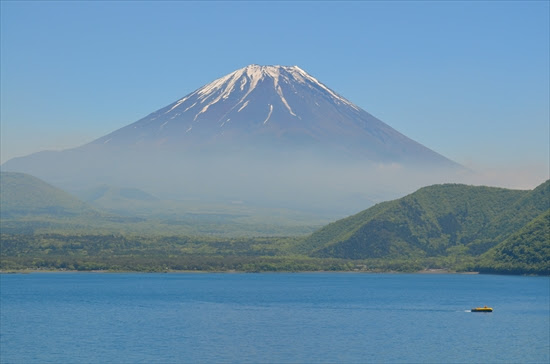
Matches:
[1,1,548,188]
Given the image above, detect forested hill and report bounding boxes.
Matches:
[298,180,549,274]
[478,209,549,274]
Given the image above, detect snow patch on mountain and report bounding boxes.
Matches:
[263,104,274,124]
[290,66,360,111]
[166,96,189,114]
[238,100,249,112]
[273,75,296,117]
[184,102,197,112]
[161,65,361,124]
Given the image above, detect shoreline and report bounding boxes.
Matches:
[1,268,482,275]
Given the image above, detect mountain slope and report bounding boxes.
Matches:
[0,172,97,218]
[299,181,548,260]
[477,210,550,274]
[466,179,550,254]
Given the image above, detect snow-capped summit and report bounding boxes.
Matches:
[89,64,454,166]
[179,64,358,120]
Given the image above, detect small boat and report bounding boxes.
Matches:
[471,306,493,312]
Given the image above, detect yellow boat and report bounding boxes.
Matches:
[471,306,493,312]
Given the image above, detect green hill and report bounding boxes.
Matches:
[468,179,550,254]
[299,181,549,262]
[477,210,550,275]
[0,172,97,218]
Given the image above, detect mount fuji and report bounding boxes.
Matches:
[90,64,455,164]
[3,65,463,212]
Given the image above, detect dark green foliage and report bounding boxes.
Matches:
[299,181,549,271]
[469,180,550,254]
[0,233,357,272]
[316,219,426,259]
[475,210,550,275]
[0,233,294,258]
[0,233,457,273]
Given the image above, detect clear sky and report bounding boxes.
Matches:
[1,1,548,188]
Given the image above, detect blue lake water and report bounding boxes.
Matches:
[1,273,548,363]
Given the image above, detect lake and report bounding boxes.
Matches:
[1,273,548,363]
